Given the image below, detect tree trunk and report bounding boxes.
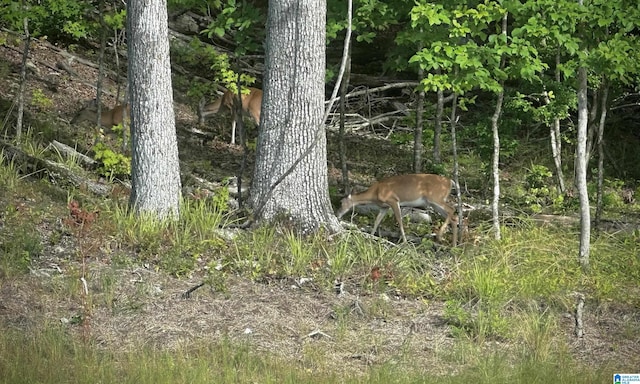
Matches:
[585,88,599,163]
[491,87,504,241]
[339,44,351,194]
[96,0,106,131]
[16,13,30,141]
[127,0,182,219]
[449,94,463,242]
[576,66,590,271]
[490,13,507,241]
[434,84,444,165]
[413,40,425,173]
[413,86,425,173]
[594,82,609,227]
[250,0,340,234]
[551,51,566,194]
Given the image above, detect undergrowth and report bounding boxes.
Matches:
[1,150,638,382]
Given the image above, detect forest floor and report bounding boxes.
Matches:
[1,37,639,378]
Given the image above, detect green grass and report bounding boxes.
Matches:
[0,326,619,384]
[1,148,638,383]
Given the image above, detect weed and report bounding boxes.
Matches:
[92,142,131,179]
[31,89,53,110]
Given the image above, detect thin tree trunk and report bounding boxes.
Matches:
[550,117,565,193]
[585,89,599,163]
[96,0,106,129]
[413,41,425,173]
[594,82,609,226]
[490,13,508,241]
[235,71,248,209]
[576,66,590,271]
[16,12,30,141]
[339,44,351,193]
[434,83,444,164]
[450,93,463,242]
[491,88,504,241]
[548,50,566,194]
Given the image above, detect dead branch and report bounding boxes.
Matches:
[0,139,115,196]
[48,140,97,168]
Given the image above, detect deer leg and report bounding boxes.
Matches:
[371,207,389,237]
[435,206,457,246]
[436,216,451,243]
[389,201,407,243]
[230,119,237,145]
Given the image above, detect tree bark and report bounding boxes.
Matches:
[549,51,566,194]
[491,87,504,241]
[250,0,340,234]
[16,12,30,141]
[449,94,463,242]
[413,40,425,173]
[576,66,590,271]
[434,84,444,165]
[490,13,508,241]
[127,0,182,219]
[594,82,609,227]
[339,43,351,194]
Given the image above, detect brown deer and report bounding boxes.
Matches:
[71,99,130,128]
[337,174,458,245]
[198,87,262,145]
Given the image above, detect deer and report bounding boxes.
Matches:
[336,174,458,246]
[71,99,130,128]
[198,87,262,145]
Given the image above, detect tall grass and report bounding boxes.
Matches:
[0,326,616,384]
[1,156,638,383]
[442,220,640,341]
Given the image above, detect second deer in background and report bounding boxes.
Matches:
[198,87,262,145]
[71,99,130,128]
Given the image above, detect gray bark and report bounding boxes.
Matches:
[549,51,566,194]
[16,14,30,141]
[339,47,351,194]
[449,94,463,242]
[413,40,425,173]
[491,88,504,241]
[127,0,182,219]
[250,0,340,234]
[490,13,507,241]
[576,67,590,271]
[434,85,444,164]
[595,83,609,227]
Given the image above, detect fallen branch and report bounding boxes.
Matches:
[48,140,97,168]
[1,139,115,196]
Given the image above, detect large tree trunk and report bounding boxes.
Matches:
[127,0,182,219]
[250,0,340,234]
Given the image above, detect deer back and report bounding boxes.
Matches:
[200,88,262,124]
[71,99,129,128]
